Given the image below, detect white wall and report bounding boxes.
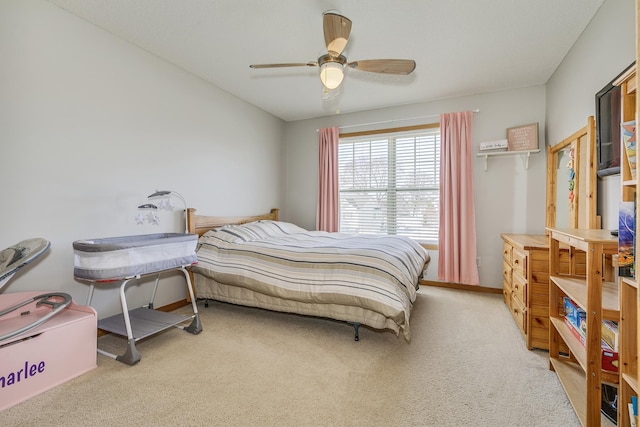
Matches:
[546,0,635,145]
[0,0,284,317]
[546,0,635,230]
[284,86,547,287]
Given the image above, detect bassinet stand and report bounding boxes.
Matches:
[83,265,201,365]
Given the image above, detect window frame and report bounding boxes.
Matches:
[338,123,440,249]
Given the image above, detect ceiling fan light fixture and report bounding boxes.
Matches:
[249,12,416,99]
[320,61,344,89]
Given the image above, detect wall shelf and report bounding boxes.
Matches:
[476,149,540,171]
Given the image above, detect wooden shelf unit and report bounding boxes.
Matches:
[613,63,636,204]
[619,277,638,427]
[614,57,638,426]
[547,227,619,427]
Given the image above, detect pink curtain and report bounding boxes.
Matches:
[438,111,480,286]
[316,127,340,232]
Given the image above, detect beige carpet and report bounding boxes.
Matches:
[0,286,580,427]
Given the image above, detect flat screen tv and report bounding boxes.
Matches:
[596,62,635,177]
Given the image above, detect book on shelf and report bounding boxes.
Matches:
[618,200,636,278]
[563,297,586,336]
[601,319,619,352]
[600,340,619,373]
[623,120,636,180]
[562,313,619,372]
[601,383,617,424]
[564,315,585,346]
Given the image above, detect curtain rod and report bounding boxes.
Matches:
[316,109,480,132]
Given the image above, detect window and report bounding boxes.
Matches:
[338,125,440,244]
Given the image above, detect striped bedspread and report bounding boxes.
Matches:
[191,220,430,339]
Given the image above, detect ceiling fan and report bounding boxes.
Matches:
[249,11,416,92]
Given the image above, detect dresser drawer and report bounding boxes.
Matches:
[503,242,512,264]
[512,271,527,306]
[511,248,527,278]
[511,297,526,335]
[503,281,511,308]
[503,260,512,286]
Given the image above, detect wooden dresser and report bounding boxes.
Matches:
[501,234,550,350]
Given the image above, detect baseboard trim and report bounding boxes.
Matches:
[421,280,502,294]
[97,299,189,337]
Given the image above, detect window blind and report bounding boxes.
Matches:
[338,128,440,243]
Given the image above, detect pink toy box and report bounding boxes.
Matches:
[0,291,97,411]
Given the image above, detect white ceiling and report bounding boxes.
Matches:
[47,0,605,122]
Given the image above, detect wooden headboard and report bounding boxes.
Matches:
[186,208,280,236]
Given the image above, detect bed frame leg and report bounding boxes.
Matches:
[353,323,360,341]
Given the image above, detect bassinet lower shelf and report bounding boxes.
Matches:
[98,306,194,341]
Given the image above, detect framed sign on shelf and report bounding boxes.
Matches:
[507,123,539,151]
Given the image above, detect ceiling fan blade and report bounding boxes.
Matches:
[323,12,352,57]
[347,59,416,75]
[250,62,318,69]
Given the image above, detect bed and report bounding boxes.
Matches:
[186,208,430,340]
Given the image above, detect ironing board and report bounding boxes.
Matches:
[73,233,202,365]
